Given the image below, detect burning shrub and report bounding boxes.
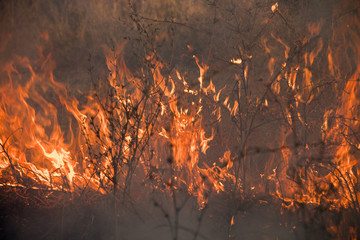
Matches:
[0,0,360,239]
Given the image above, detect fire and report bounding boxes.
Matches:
[0,20,358,212]
[262,3,360,219]
[271,3,279,13]
[0,2,359,238]
[0,52,77,190]
[0,36,234,205]
[148,53,234,206]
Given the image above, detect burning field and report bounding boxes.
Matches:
[0,0,359,239]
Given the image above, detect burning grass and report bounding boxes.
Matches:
[0,0,360,239]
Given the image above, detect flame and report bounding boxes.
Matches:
[0,51,82,190]
[262,7,360,222]
[271,2,279,13]
[151,55,235,206]
[0,6,359,238]
[230,58,242,65]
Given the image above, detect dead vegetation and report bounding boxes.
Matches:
[0,0,360,239]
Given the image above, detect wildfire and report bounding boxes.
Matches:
[0,38,233,205]
[0,2,359,231]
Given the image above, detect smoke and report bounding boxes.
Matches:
[1,0,360,239]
